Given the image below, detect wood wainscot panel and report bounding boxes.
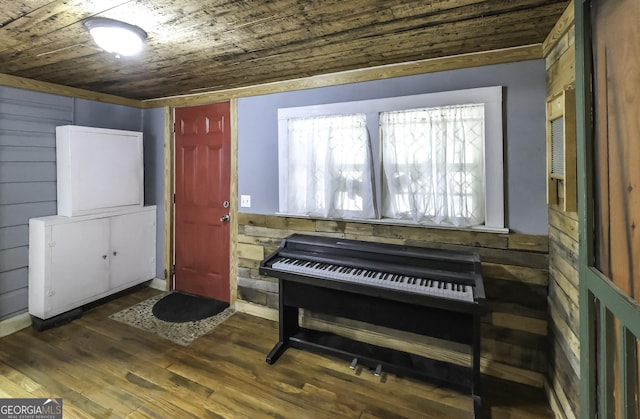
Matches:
[237,233,283,248]
[549,265,579,307]
[548,242,578,289]
[549,224,579,260]
[548,279,579,336]
[548,301,579,368]
[507,233,549,252]
[544,2,578,417]
[371,224,510,249]
[546,46,576,98]
[482,324,548,373]
[548,323,580,418]
[548,206,579,237]
[481,262,548,287]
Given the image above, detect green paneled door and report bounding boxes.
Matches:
[576,0,640,417]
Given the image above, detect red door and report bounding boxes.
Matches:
[174,102,230,301]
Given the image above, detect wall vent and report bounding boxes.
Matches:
[546,87,576,212]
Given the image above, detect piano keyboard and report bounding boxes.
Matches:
[272,257,474,302]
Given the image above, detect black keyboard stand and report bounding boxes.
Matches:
[260,234,485,418]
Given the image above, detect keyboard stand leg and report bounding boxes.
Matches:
[266,280,299,365]
[472,311,482,418]
[473,395,482,419]
[266,341,288,364]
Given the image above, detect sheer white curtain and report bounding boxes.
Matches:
[283,114,375,219]
[381,104,485,226]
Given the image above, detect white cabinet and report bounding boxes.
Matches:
[28,206,156,320]
[47,218,111,314]
[109,210,157,289]
[56,125,144,217]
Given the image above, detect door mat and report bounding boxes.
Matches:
[152,291,230,323]
[109,292,235,346]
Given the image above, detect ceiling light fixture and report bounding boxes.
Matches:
[84,17,147,57]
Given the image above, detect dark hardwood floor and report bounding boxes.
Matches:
[0,287,552,418]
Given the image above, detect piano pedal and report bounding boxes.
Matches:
[374,364,383,377]
[349,358,358,370]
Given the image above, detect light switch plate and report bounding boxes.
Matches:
[240,195,251,208]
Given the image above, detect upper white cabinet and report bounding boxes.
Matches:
[56,125,144,217]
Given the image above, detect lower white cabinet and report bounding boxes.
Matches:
[29,206,156,320]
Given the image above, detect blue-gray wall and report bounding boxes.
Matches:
[0,87,72,320]
[142,108,165,277]
[0,86,164,321]
[237,59,548,235]
[74,99,143,131]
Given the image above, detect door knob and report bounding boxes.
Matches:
[220,214,230,222]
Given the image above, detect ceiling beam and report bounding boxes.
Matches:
[0,72,144,108]
[143,44,542,108]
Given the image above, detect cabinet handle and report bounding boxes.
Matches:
[102,255,107,260]
[113,251,117,256]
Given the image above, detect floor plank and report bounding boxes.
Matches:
[0,287,552,418]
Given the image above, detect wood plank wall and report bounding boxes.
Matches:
[0,86,72,320]
[236,213,549,389]
[542,2,580,418]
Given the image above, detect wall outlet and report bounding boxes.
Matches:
[240,195,251,208]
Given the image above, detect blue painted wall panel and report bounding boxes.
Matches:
[0,289,27,320]
[74,99,142,131]
[0,146,56,162]
[0,162,57,183]
[0,247,28,272]
[0,87,72,320]
[0,183,57,205]
[0,202,58,228]
[0,131,56,147]
[0,225,29,250]
[0,268,26,294]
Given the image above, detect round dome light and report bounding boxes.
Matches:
[84,18,147,57]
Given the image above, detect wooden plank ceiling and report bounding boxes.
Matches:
[0,0,570,101]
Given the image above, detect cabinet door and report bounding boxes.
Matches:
[57,126,144,216]
[109,210,156,289]
[49,218,110,315]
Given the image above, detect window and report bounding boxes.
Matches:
[381,104,485,227]
[277,87,504,231]
[281,114,376,218]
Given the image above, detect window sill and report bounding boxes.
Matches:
[275,212,509,234]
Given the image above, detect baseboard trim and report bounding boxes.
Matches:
[148,278,168,291]
[0,312,32,337]
[235,300,278,322]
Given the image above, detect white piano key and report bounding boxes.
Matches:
[272,257,474,302]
